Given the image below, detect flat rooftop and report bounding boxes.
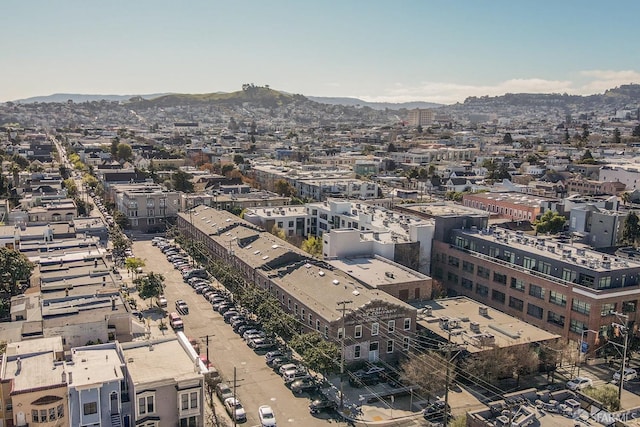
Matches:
[328,256,430,287]
[122,338,202,386]
[67,345,124,387]
[458,227,640,273]
[416,297,560,353]
[403,202,489,218]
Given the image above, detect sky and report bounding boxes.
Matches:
[2,0,640,105]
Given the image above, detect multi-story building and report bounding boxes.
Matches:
[177,205,418,363]
[462,191,555,221]
[569,205,627,248]
[244,205,308,237]
[388,146,477,165]
[566,176,626,196]
[407,108,434,126]
[599,164,640,191]
[433,226,640,347]
[112,183,180,232]
[181,190,290,212]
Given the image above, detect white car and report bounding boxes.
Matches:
[567,377,593,390]
[258,405,277,427]
[223,397,246,422]
[613,368,637,383]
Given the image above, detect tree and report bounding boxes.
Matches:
[633,124,640,139]
[270,225,286,240]
[535,210,566,234]
[233,154,244,165]
[0,248,34,318]
[582,384,619,411]
[110,138,119,158]
[125,257,146,279]
[301,236,323,258]
[613,128,622,144]
[116,142,133,162]
[581,123,590,142]
[221,163,235,176]
[172,170,194,193]
[387,143,397,152]
[137,272,165,305]
[274,179,294,197]
[82,174,99,190]
[62,178,78,198]
[503,132,513,145]
[622,211,640,246]
[290,333,339,375]
[110,230,131,259]
[400,352,447,401]
[113,211,129,229]
[564,128,570,143]
[621,192,631,207]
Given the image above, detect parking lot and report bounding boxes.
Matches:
[129,236,351,427]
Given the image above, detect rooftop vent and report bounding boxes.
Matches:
[479,306,489,317]
[318,271,325,276]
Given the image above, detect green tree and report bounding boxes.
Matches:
[113,211,129,229]
[535,210,566,234]
[172,170,194,193]
[83,174,99,190]
[233,154,244,165]
[613,128,622,144]
[503,132,513,145]
[274,179,294,197]
[581,123,590,142]
[62,178,78,198]
[400,352,448,401]
[270,225,286,240]
[221,163,235,176]
[564,128,570,143]
[116,142,133,162]
[125,257,146,279]
[0,248,34,318]
[110,230,131,259]
[110,138,119,158]
[622,211,640,246]
[301,236,323,258]
[582,384,619,411]
[621,192,631,207]
[290,332,340,375]
[387,143,397,152]
[138,272,165,305]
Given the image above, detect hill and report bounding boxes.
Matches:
[308,96,442,110]
[132,86,302,108]
[14,93,170,104]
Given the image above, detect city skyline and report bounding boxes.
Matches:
[3,0,640,105]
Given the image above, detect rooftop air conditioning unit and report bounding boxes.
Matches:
[479,306,489,316]
[470,322,481,333]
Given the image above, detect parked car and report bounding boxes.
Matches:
[215,382,234,402]
[249,338,277,351]
[243,329,265,340]
[290,377,318,394]
[224,397,247,423]
[175,299,189,314]
[309,397,337,414]
[269,357,293,370]
[258,405,277,427]
[157,295,168,308]
[613,368,638,383]
[567,377,593,391]
[265,350,286,363]
[223,310,240,323]
[283,369,310,384]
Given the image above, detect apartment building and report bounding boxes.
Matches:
[388,146,478,165]
[112,183,180,232]
[566,176,626,196]
[407,108,434,126]
[462,192,555,221]
[181,190,289,212]
[176,205,417,363]
[599,164,640,191]
[433,226,640,346]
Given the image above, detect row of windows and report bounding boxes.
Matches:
[344,319,411,339]
[353,338,410,358]
[33,405,64,423]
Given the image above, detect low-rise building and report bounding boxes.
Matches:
[112,183,180,232]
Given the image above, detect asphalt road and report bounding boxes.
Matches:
[131,237,349,427]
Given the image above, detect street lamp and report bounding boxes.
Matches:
[576,329,597,378]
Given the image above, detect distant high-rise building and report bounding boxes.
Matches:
[407,108,434,126]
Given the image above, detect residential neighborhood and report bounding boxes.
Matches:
[3,85,640,427]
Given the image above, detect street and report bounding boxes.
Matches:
[131,237,349,427]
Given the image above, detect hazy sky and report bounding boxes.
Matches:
[3,0,640,104]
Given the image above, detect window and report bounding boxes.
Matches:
[529,284,545,299]
[509,296,524,311]
[32,410,38,422]
[562,268,577,283]
[547,311,565,327]
[448,256,460,267]
[308,313,312,326]
[503,250,515,263]
[476,283,488,297]
[527,303,543,319]
[549,291,567,307]
[49,408,55,421]
[493,272,507,285]
[316,320,321,331]
[40,410,46,423]
[461,277,473,289]
[371,323,379,336]
[601,303,615,316]
[354,345,361,358]
[180,392,198,411]
[57,405,64,419]
[578,273,595,287]
[294,303,298,315]
[370,342,379,352]
[598,276,612,289]
[301,308,305,319]
[462,260,474,273]
[404,318,411,330]
[523,257,536,270]
[492,289,506,304]
[539,262,551,275]
[572,299,591,315]
[324,326,329,338]
[138,395,155,416]
[447,272,459,284]
[355,325,363,338]
[387,340,394,353]
[623,300,637,313]
[570,319,587,334]
[83,402,98,416]
[403,337,410,351]
[510,278,525,292]
[179,416,197,427]
[477,266,490,279]
[388,320,395,333]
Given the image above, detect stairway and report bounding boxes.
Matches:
[111,413,122,427]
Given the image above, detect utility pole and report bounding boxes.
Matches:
[337,300,352,410]
[233,366,237,427]
[443,327,452,427]
[611,311,630,404]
